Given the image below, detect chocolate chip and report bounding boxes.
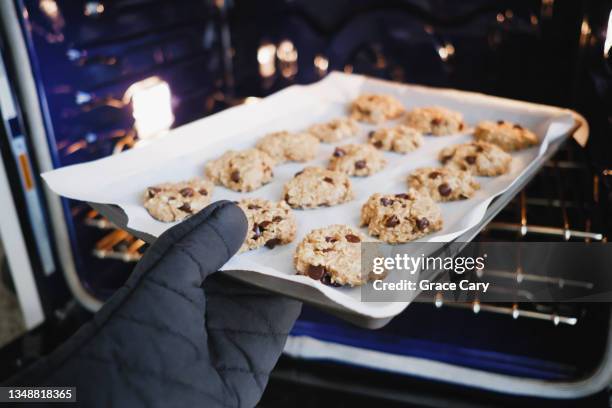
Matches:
[231,170,240,182]
[374,140,383,148]
[513,124,523,130]
[475,145,484,152]
[380,197,393,206]
[265,238,281,249]
[252,223,262,239]
[179,187,194,197]
[441,154,453,164]
[323,177,334,184]
[333,148,346,157]
[259,220,271,229]
[294,170,304,177]
[416,217,430,230]
[368,130,375,138]
[395,193,410,199]
[355,160,366,169]
[321,273,342,287]
[178,203,192,213]
[428,171,441,179]
[284,194,290,202]
[308,264,326,280]
[385,215,400,228]
[272,216,283,222]
[345,234,361,243]
[198,189,208,196]
[325,236,338,243]
[465,155,476,164]
[497,120,505,125]
[147,187,161,198]
[459,123,464,131]
[431,118,442,126]
[247,204,261,210]
[438,183,452,197]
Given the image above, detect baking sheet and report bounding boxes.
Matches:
[42,72,576,319]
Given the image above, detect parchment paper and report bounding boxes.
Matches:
[42,72,576,318]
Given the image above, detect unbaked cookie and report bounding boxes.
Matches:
[143,178,214,222]
[439,141,512,177]
[328,144,387,177]
[360,191,443,243]
[407,167,480,202]
[350,93,405,124]
[473,120,538,151]
[368,124,423,153]
[294,224,371,287]
[307,117,359,143]
[283,167,354,209]
[237,198,297,252]
[255,131,320,164]
[205,148,274,192]
[404,106,465,135]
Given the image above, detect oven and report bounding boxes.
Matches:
[0,0,610,405]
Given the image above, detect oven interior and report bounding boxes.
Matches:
[5,0,612,401]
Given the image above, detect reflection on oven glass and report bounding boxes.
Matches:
[124,77,174,140]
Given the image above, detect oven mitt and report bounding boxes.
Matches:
[5,200,302,408]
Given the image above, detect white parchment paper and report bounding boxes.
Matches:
[42,73,577,319]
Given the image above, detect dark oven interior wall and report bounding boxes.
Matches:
[17,0,230,298]
[228,0,612,235]
[229,0,581,104]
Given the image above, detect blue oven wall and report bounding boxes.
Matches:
[16,0,228,297]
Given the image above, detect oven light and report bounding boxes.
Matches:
[244,96,261,105]
[277,40,298,63]
[314,54,329,75]
[39,0,65,35]
[605,10,612,58]
[277,40,298,78]
[257,43,276,78]
[39,0,60,20]
[84,1,105,17]
[580,17,592,47]
[124,77,174,140]
[437,43,455,62]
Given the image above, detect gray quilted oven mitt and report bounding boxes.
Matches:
[6,201,302,408]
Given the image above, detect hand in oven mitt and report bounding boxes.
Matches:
[5,201,302,408]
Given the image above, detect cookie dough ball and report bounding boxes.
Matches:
[283,167,354,209]
[143,178,214,222]
[407,167,480,202]
[307,117,359,143]
[328,144,387,177]
[360,191,443,243]
[294,224,371,287]
[205,148,274,192]
[439,141,512,177]
[368,124,423,153]
[473,120,538,151]
[237,198,297,252]
[350,93,405,124]
[255,130,320,164]
[404,106,465,135]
